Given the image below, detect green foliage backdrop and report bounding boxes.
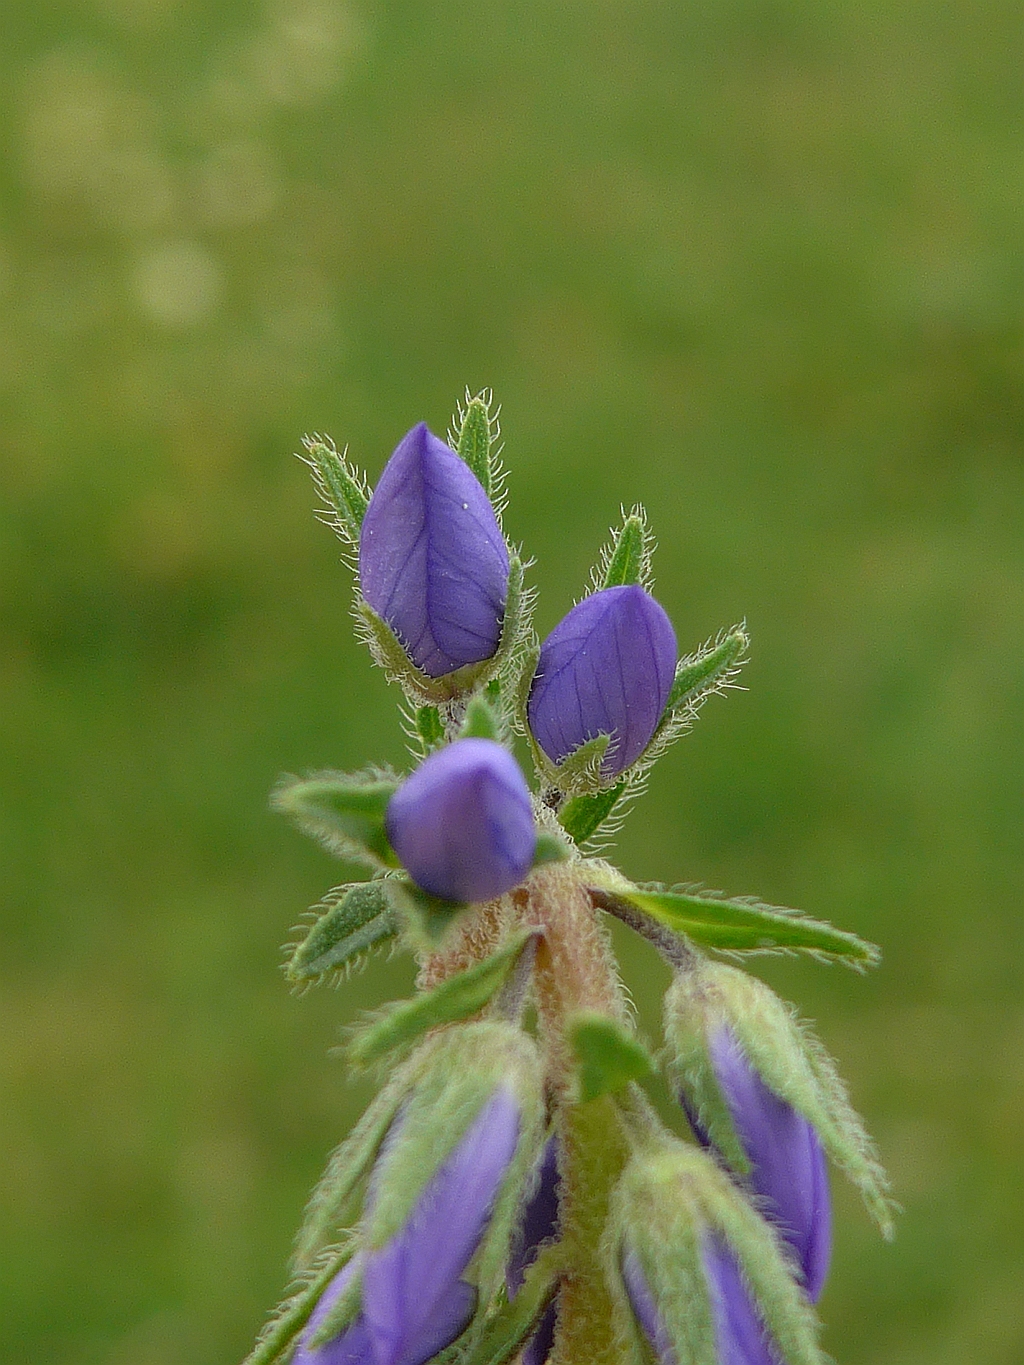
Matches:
[2,2,1022,1361]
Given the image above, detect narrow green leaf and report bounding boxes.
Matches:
[302,436,369,539]
[348,930,536,1069]
[415,704,445,751]
[663,628,748,716]
[273,771,398,868]
[558,782,625,844]
[594,884,879,966]
[455,394,494,495]
[569,1012,656,1102]
[244,1244,354,1365]
[287,882,399,982]
[601,514,646,588]
[458,1249,561,1365]
[461,693,501,740]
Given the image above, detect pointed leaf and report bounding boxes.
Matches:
[601,514,646,588]
[455,394,495,496]
[287,882,400,982]
[558,782,626,844]
[348,930,538,1069]
[569,1012,656,1102]
[273,771,399,868]
[593,883,879,967]
[301,435,369,541]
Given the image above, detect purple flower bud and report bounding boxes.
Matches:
[685,1028,831,1302]
[623,1240,784,1365]
[363,1086,521,1365]
[702,1234,783,1365]
[527,585,677,775]
[359,423,509,678]
[386,738,536,903]
[295,1087,521,1365]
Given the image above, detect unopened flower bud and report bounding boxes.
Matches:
[685,1025,831,1302]
[527,585,676,775]
[359,423,509,678]
[386,738,536,903]
[296,1079,528,1365]
[611,1144,821,1365]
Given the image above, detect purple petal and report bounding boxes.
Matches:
[621,1248,677,1365]
[386,738,536,903]
[359,423,509,677]
[707,1029,832,1301]
[702,1234,783,1365]
[362,1087,521,1365]
[293,1256,376,1365]
[527,585,677,775]
[507,1136,560,1294]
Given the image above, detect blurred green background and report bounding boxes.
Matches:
[2,1,1022,1361]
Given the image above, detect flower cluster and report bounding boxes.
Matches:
[253,395,894,1365]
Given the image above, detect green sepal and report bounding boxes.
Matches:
[665,962,897,1238]
[451,390,499,500]
[458,1247,562,1365]
[244,1242,357,1365]
[591,876,879,966]
[532,831,572,868]
[530,731,614,802]
[301,434,370,543]
[389,877,468,947]
[460,693,502,741]
[292,1065,412,1270]
[558,782,626,845]
[272,770,399,870]
[348,930,538,1069]
[415,704,445,752]
[355,553,528,706]
[569,1012,656,1103]
[307,1255,363,1348]
[610,1142,826,1365]
[287,881,400,983]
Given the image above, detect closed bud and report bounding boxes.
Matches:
[386,738,536,903]
[684,1024,831,1303]
[611,1144,823,1365]
[665,961,895,1299]
[527,585,677,777]
[359,423,509,678]
[296,1023,544,1365]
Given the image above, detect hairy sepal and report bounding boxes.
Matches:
[612,1143,825,1365]
[569,1012,656,1103]
[666,962,896,1238]
[366,1022,545,1311]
